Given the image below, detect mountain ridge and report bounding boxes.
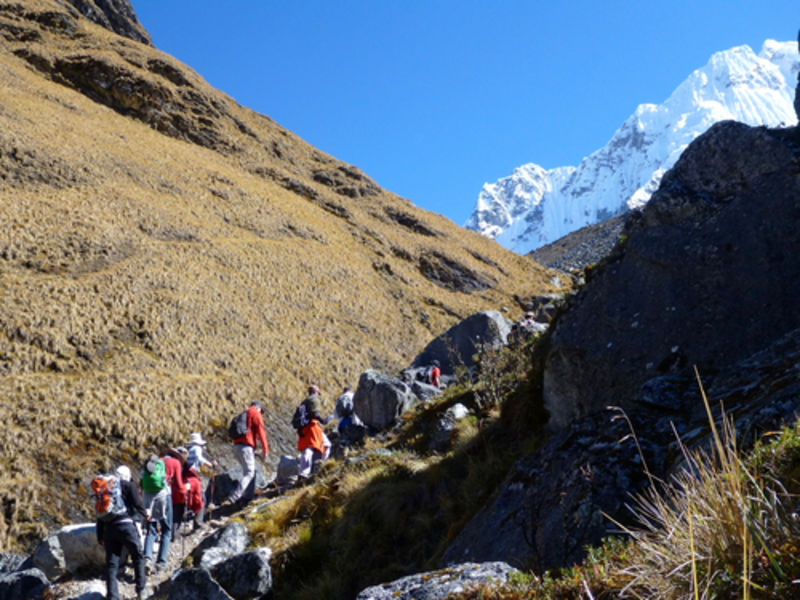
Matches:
[466,40,799,254]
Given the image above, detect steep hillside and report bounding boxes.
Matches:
[0,0,559,551]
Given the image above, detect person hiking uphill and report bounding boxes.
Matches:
[294,385,331,478]
[226,401,269,509]
[92,471,147,600]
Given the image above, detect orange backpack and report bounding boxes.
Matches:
[91,475,127,521]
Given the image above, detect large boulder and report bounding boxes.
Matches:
[354,370,417,430]
[190,522,249,570]
[356,562,519,600]
[32,524,104,581]
[167,568,233,600]
[0,568,50,600]
[211,547,273,599]
[275,455,299,488]
[411,311,512,376]
[544,122,800,429]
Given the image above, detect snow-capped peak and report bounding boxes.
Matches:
[466,40,799,255]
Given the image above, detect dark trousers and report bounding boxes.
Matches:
[104,518,146,600]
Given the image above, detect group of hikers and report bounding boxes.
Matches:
[91,383,369,600]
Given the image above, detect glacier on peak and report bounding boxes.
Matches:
[465,40,799,255]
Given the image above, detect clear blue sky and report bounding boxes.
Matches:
[133,1,797,226]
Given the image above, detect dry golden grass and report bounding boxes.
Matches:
[0,0,563,550]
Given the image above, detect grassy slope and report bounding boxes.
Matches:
[0,1,562,550]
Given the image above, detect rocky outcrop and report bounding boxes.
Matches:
[544,122,800,429]
[354,370,417,430]
[210,548,273,600]
[411,310,512,376]
[62,0,152,45]
[167,568,233,600]
[446,325,800,571]
[357,562,519,600]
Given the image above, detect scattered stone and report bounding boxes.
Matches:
[0,567,50,600]
[211,547,273,599]
[356,562,519,600]
[190,522,249,570]
[167,568,233,600]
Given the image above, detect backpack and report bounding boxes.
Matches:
[291,402,309,432]
[337,393,354,418]
[228,410,250,439]
[91,475,127,521]
[141,456,167,494]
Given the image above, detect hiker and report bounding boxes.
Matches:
[183,462,205,532]
[141,454,171,576]
[334,385,366,446]
[297,412,328,478]
[428,360,441,389]
[93,473,147,600]
[114,465,146,578]
[294,385,331,478]
[186,432,217,471]
[227,401,269,508]
[169,447,192,541]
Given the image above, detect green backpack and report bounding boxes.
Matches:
[141,455,167,494]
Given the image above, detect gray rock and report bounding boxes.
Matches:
[0,553,27,575]
[33,523,105,581]
[356,562,518,600]
[208,464,269,507]
[190,522,249,570]
[432,403,471,452]
[167,568,233,600]
[411,311,512,376]
[354,370,417,430]
[410,380,441,403]
[0,567,50,600]
[275,455,299,487]
[211,547,273,599]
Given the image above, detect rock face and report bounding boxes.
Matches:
[211,548,273,600]
[63,0,152,45]
[356,562,519,600]
[411,311,512,376]
[544,122,800,429]
[446,326,800,571]
[354,370,417,430]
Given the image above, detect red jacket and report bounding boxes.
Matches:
[163,455,186,505]
[233,405,269,456]
[297,419,325,454]
[184,467,203,514]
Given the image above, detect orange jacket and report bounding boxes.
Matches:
[233,405,269,456]
[297,419,325,454]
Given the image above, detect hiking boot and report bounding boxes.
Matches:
[144,559,153,576]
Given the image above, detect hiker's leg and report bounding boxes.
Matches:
[193,504,205,529]
[120,520,146,595]
[298,448,314,478]
[231,444,255,503]
[172,503,184,543]
[156,503,172,567]
[104,527,123,600]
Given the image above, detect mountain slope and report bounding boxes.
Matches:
[0,0,560,551]
[466,40,799,254]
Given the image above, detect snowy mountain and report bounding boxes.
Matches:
[466,40,799,254]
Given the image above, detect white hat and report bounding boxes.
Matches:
[115,465,131,482]
[187,432,207,446]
